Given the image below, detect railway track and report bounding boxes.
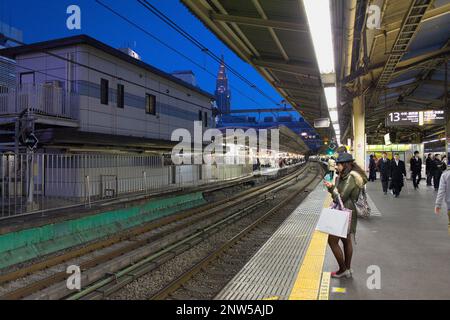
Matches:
[67,165,322,300]
[149,167,322,300]
[0,162,315,300]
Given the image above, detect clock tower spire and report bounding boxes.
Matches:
[215,55,231,114]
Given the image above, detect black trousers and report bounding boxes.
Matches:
[411,172,421,188]
[426,172,433,185]
[381,179,389,192]
[393,185,402,196]
[369,170,377,181]
[433,171,442,189]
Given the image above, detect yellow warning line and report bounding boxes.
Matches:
[288,195,331,300]
[318,272,331,300]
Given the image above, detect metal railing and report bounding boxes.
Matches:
[0,152,254,219]
[0,84,77,119]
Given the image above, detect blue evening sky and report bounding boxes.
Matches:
[0,0,301,119]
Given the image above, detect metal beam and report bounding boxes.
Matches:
[273,81,320,90]
[366,0,434,109]
[210,12,308,32]
[253,58,318,77]
[252,0,290,61]
[376,1,433,89]
[272,83,321,95]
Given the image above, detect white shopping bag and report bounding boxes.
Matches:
[316,207,351,238]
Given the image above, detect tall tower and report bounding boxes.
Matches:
[215,56,231,114]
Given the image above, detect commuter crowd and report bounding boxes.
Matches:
[322,149,449,280]
[367,152,447,197]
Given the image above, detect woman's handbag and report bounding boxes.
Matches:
[354,187,371,218]
[316,194,352,238]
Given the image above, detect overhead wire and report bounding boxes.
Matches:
[94,0,264,107]
[136,0,280,105]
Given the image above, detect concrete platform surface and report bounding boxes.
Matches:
[325,179,450,300]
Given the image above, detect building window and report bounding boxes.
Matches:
[117,84,124,108]
[198,110,202,122]
[20,72,35,87]
[204,111,208,127]
[146,93,156,115]
[100,78,109,105]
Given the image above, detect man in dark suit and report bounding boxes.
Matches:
[410,151,422,190]
[432,154,445,191]
[390,153,407,198]
[378,151,391,195]
[425,153,433,186]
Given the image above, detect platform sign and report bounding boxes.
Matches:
[386,110,445,127]
[314,118,330,128]
[384,133,391,145]
[422,110,445,125]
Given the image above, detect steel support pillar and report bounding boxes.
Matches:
[352,94,366,169]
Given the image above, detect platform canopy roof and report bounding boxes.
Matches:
[181,0,333,143]
[334,0,450,144]
[182,0,449,146]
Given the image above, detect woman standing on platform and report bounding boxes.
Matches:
[323,153,368,278]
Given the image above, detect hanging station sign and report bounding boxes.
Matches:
[386,110,445,127]
[314,118,330,128]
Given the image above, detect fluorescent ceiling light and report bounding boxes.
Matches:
[329,110,338,122]
[303,0,335,74]
[324,87,337,109]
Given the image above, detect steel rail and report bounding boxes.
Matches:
[0,164,304,285]
[0,163,310,299]
[149,169,321,300]
[65,166,317,300]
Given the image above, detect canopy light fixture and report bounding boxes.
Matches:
[304,0,339,140]
[303,0,335,75]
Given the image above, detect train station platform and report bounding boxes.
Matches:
[217,176,450,300]
[325,180,450,300]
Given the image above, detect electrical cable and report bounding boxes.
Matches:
[136,0,280,105]
[94,0,264,107]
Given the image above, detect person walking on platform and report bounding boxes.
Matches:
[323,153,368,278]
[410,151,422,190]
[369,155,377,182]
[378,152,391,195]
[434,166,450,231]
[426,153,433,186]
[390,153,406,198]
[432,154,446,191]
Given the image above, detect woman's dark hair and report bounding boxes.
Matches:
[339,161,368,180]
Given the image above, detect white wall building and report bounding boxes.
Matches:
[0,35,214,146]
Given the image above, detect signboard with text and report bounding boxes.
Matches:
[386,110,445,127]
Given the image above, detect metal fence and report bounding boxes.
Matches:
[0,152,253,219]
[0,84,77,119]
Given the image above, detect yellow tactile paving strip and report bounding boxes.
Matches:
[288,195,332,300]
